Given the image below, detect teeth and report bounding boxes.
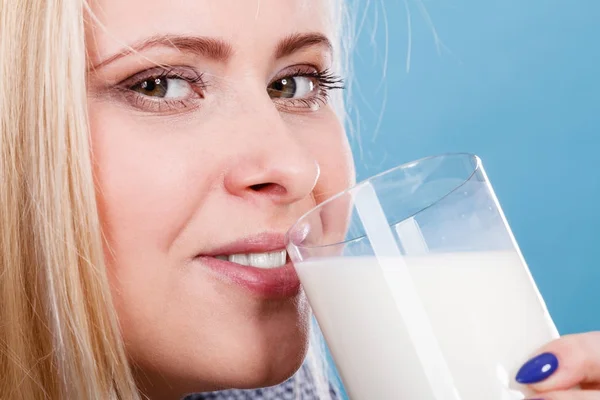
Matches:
[217,250,287,269]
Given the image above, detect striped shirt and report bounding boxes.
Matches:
[183,364,339,400]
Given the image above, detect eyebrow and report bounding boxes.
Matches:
[275,32,333,59]
[92,35,233,69]
[92,32,333,69]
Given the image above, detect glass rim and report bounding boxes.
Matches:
[285,152,482,250]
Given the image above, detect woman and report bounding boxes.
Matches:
[0,0,598,399]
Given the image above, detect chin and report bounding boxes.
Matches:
[134,343,309,400]
[222,292,313,389]
[230,329,310,390]
[130,291,313,397]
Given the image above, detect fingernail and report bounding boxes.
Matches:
[515,352,559,384]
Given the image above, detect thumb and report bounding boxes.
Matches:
[516,332,600,392]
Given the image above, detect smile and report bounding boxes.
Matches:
[214,250,288,269]
[194,233,300,299]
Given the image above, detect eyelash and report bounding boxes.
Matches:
[117,66,344,114]
[116,67,207,113]
[272,67,345,112]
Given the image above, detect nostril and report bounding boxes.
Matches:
[249,182,287,196]
[250,183,273,191]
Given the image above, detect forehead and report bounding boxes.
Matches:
[87,0,337,64]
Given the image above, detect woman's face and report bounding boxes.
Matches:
[86,0,354,397]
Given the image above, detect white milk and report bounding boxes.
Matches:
[296,251,559,400]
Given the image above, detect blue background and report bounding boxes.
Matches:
[347,0,600,335]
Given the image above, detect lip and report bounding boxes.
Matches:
[195,257,300,299]
[200,232,287,257]
[193,232,301,299]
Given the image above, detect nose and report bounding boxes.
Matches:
[223,110,320,206]
[224,146,320,205]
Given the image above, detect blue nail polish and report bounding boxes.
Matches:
[515,352,559,384]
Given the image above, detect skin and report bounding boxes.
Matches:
[84,0,600,399]
[520,333,600,399]
[86,0,353,398]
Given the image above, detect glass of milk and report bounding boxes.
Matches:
[285,153,559,400]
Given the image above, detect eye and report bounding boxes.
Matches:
[265,68,344,113]
[267,76,318,100]
[131,77,195,99]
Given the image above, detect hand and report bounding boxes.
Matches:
[515,332,600,399]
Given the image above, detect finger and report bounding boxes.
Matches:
[516,332,600,392]
[527,390,600,400]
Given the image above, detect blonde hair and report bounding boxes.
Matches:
[0,0,349,399]
[0,0,140,398]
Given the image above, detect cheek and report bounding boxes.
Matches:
[89,104,216,257]
[292,109,354,250]
[87,102,230,364]
[303,110,355,198]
